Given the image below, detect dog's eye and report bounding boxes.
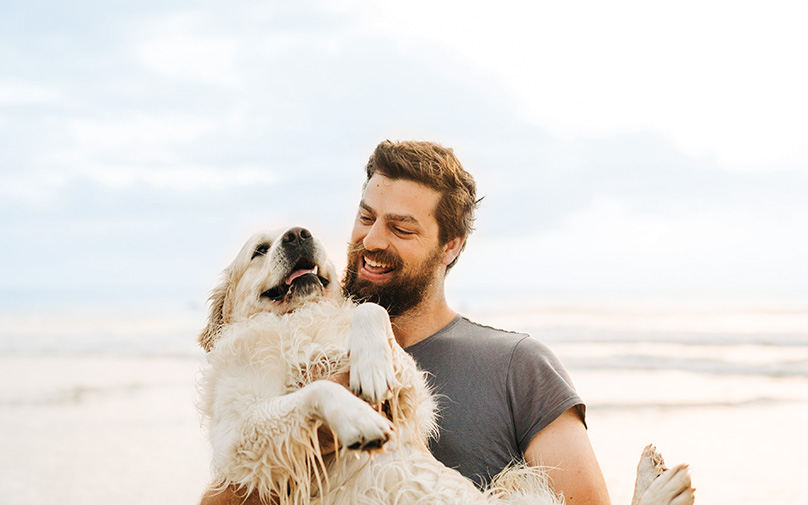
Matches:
[252,243,270,259]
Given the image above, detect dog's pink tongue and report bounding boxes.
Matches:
[285,268,316,285]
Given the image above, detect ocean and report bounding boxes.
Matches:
[1,299,807,505]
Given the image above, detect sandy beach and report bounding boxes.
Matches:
[577,370,808,505]
[0,355,209,505]
[3,356,807,505]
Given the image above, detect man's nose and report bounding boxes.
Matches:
[362,221,388,251]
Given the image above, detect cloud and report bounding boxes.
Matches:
[3,0,807,311]
[1,163,279,205]
[463,129,808,238]
[2,110,278,199]
[64,112,220,150]
[132,11,241,87]
[447,127,808,300]
[453,198,808,300]
[0,81,65,105]
[365,0,808,172]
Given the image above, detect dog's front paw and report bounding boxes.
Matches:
[349,304,397,405]
[632,444,667,505]
[632,446,695,505]
[349,352,396,405]
[323,392,393,451]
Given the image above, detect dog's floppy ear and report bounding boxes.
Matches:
[198,271,232,352]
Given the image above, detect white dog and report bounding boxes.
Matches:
[197,226,695,505]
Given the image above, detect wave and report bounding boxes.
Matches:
[0,331,204,358]
[0,382,154,407]
[588,396,807,411]
[536,327,808,347]
[563,354,808,378]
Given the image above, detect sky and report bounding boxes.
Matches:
[2,0,807,315]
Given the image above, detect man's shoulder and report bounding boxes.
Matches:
[455,317,558,357]
[453,316,533,348]
[458,316,526,336]
[409,315,545,357]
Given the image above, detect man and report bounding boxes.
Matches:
[342,140,611,505]
[201,140,611,505]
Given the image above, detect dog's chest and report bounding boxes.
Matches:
[282,337,349,392]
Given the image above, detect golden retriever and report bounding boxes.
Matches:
[196,226,695,505]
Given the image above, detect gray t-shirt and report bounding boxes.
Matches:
[405,316,585,488]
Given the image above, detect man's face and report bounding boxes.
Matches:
[343,174,448,317]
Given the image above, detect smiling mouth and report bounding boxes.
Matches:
[261,260,330,302]
[363,256,394,274]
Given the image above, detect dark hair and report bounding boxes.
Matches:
[364,140,481,269]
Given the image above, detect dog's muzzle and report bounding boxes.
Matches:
[260,228,331,302]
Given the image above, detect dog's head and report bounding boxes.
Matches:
[199,226,341,351]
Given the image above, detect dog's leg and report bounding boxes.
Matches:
[222,381,393,500]
[285,379,394,450]
[348,303,397,405]
[208,363,394,502]
[631,445,695,505]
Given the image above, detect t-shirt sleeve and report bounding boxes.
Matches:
[507,336,586,454]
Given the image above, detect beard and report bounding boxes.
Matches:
[342,242,443,318]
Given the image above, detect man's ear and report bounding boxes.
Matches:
[441,236,465,267]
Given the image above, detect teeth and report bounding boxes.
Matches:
[364,257,391,269]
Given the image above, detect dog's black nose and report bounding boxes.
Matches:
[282,227,312,247]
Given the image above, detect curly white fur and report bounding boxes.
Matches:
[199,299,433,504]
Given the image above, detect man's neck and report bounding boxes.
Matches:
[390,298,457,349]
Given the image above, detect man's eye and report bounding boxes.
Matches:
[251,243,270,259]
[394,227,414,236]
[358,215,374,224]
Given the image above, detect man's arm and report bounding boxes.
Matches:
[524,407,612,505]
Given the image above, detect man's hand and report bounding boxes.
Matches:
[199,485,262,505]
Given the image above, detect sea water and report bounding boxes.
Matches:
[1,299,807,505]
